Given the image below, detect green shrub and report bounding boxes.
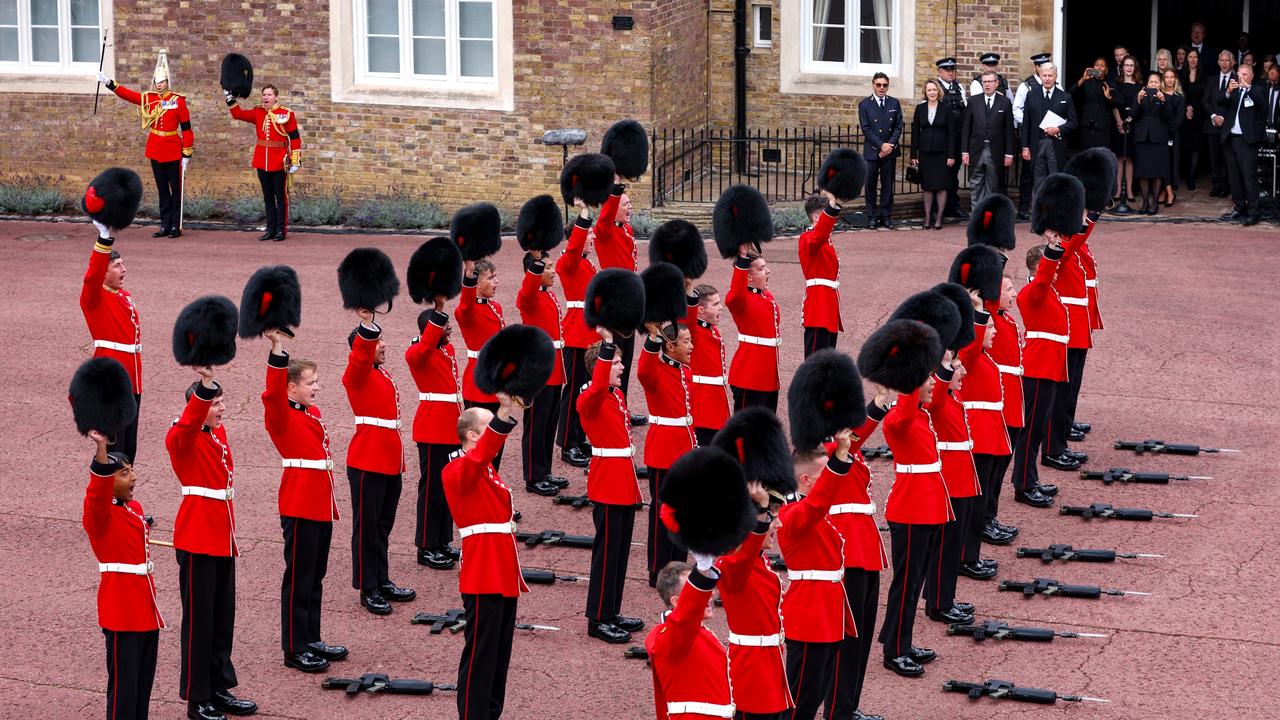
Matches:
[629,210,661,236]
[349,196,446,230]
[0,179,67,215]
[183,196,222,221]
[771,204,809,232]
[228,197,265,224]
[290,194,346,226]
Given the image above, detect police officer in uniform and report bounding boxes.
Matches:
[936,58,969,220]
[970,53,1015,104]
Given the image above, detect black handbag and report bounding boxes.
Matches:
[905,164,920,184]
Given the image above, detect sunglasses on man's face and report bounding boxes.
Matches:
[874,82,888,88]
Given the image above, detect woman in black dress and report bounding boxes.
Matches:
[1073,57,1114,151]
[1132,72,1173,215]
[1160,69,1185,206]
[910,79,959,230]
[1110,55,1142,202]
[1179,48,1206,189]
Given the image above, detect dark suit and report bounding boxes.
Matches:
[910,102,959,190]
[961,92,1016,204]
[1218,82,1269,218]
[938,77,968,214]
[858,94,903,221]
[1021,85,1078,192]
[1204,71,1237,194]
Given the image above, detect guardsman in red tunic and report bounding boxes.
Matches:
[1075,214,1102,439]
[442,394,529,720]
[99,51,193,238]
[406,301,463,570]
[981,276,1023,543]
[556,202,600,467]
[578,329,645,644]
[1046,219,1096,465]
[226,84,302,241]
[455,259,507,470]
[594,183,643,418]
[645,560,734,720]
[686,285,731,447]
[343,309,415,615]
[165,367,257,719]
[799,191,844,356]
[725,250,782,412]
[261,331,346,674]
[638,322,698,586]
[81,231,143,464]
[517,251,569,496]
[84,431,163,720]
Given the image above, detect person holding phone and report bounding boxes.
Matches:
[1074,58,1114,151]
[1132,72,1174,215]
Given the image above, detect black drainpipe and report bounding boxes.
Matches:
[734,0,749,175]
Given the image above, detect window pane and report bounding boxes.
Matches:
[758,6,772,42]
[29,0,57,25]
[812,26,843,63]
[859,28,890,64]
[459,1,492,39]
[459,38,492,77]
[31,27,58,61]
[412,0,444,36]
[72,27,99,61]
[860,0,891,26]
[0,28,17,61]
[813,0,844,25]
[0,0,17,25]
[367,0,398,35]
[412,37,445,74]
[367,36,399,73]
[70,0,97,25]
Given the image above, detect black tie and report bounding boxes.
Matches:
[1221,75,1228,92]
[878,98,884,110]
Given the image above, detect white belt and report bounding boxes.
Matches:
[466,350,480,359]
[787,568,844,582]
[354,416,401,429]
[829,502,876,516]
[458,521,516,538]
[181,486,234,501]
[283,458,334,470]
[99,561,153,575]
[666,702,735,718]
[737,334,780,347]
[565,301,585,309]
[420,391,462,402]
[728,632,782,647]
[805,278,840,289]
[552,340,565,349]
[936,440,974,451]
[996,364,1023,376]
[649,415,693,427]
[963,400,1004,411]
[691,375,725,386]
[591,446,635,458]
[1085,279,1098,288]
[1025,331,1069,344]
[1059,296,1089,307]
[895,461,942,474]
[93,340,140,353]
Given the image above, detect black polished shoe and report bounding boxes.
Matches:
[953,601,974,615]
[1041,452,1081,471]
[1220,210,1244,222]
[272,232,286,242]
[1035,483,1059,497]
[1066,429,1086,442]
[978,557,999,571]
[927,607,974,624]
[561,446,591,468]
[360,590,393,615]
[168,229,183,238]
[513,510,523,522]
[257,231,275,241]
[981,522,1014,545]
[308,641,349,661]
[587,620,632,644]
[993,519,1019,537]
[418,548,456,570]
[1072,421,1091,434]
[958,561,998,580]
[545,474,570,489]
[612,615,645,633]
[443,544,461,560]
[630,414,649,426]
[379,582,416,602]
[1242,216,1260,227]
[283,650,329,673]
[526,479,560,497]
[883,655,925,677]
[188,702,225,720]
[154,229,171,238]
[1014,487,1055,508]
[212,690,257,716]
[908,646,936,664]
[1064,447,1088,461]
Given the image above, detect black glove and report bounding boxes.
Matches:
[223,89,236,107]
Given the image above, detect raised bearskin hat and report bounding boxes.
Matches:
[947,245,1005,303]
[817,148,868,202]
[889,289,961,351]
[559,153,617,206]
[407,237,464,304]
[172,296,238,366]
[81,168,143,231]
[1063,147,1117,214]
[788,349,867,451]
[967,193,1017,250]
[515,195,564,253]
[474,324,556,402]
[649,219,708,279]
[713,407,797,499]
[337,247,399,313]
[858,319,944,394]
[584,269,644,334]
[601,119,649,180]
[1032,173,1086,236]
[641,262,687,327]
[238,265,302,338]
[450,202,502,261]
[713,184,773,259]
[931,282,976,351]
[658,446,756,555]
[69,358,138,437]
[219,53,254,99]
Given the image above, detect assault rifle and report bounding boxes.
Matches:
[1059,503,1197,521]
[943,679,1107,704]
[1017,544,1162,563]
[947,620,1107,642]
[998,577,1150,599]
[1114,439,1239,455]
[321,674,452,696]
[1080,467,1211,484]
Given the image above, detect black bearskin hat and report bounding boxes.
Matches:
[238,265,302,338]
[81,168,143,231]
[967,193,1017,250]
[1063,147,1117,214]
[451,202,503,261]
[474,324,556,401]
[219,53,254,98]
[515,194,565,253]
[930,282,976,351]
[787,349,867,451]
[889,289,961,351]
[601,119,649,180]
[947,245,1005,303]
[337,247,400,312]
[559,153,616,206]
[857,319,944,394]
[817,148,868,202]
[584,269,645,333]
[69,358,137,436]
[658,447,755,555]
[713,407,797,498]
[641,262,687,327]
[713,184,773,258]
[408,237,464,303]
[649,219,708,280]
[1031,173,1086,236]
[172,296,238,366]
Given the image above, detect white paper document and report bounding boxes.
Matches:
[1040,111,1067,130]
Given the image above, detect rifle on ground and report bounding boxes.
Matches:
[860,445,893,460]
[624,646,649,660]
[411,611,559,634]
[943,679,1107,704]
[553,494,593,509]
[522,568,589,585]
[1017,544,1162,563]
[1114,439,1239,455]
[947,620,1107,642]
[321,674,452,695]
[515,529,594,549]
[1080,467,1211,484]
[998,577,1150,599]
[1060,503,1197,521]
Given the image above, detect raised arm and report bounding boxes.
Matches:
[80,236,113,312]
[168,370,218,454]
[82,433,117,539]
[262,343,291,437]
[650,568,718,657]
[342,319,381,391]
[724,255,752,314]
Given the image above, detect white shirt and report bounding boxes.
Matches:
[1231,87,1249,135]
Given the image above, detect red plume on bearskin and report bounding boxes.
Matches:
[173,296,239,367]
[857,319,943,394]
[474,324,555,402]
[966,193,1016,250]
[816,148,868,202]
[337,247,400,313]
[238,265,301,338]
[947,245,1005,303]
[601,119,649,180]
[713,184,773,258]
[408,237,464,303]
[584,268,644,334]
[559,153,616,206]
[81,168,143,230]
[641,262,687,327]
[1031,173,1086,237]
[515,195,565,253]
[788,349,867,451]
[649,219,708,280]
[658,446,756,555]
[451,202,503,261]
[69,358,137,437]
[712,407,796,498]
[889,289,961,351]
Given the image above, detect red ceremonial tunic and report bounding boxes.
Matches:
[725,257,781,392]
[557,216,599,349]
[83,463,164,631]
[578,342,642,506]
[517,261,567,385]
[442,417,529,597]
[229,103,301,172]
[956,314,1012,456]
[81,239,142,394]
[1051,224,1093,350]
[637,336,697,469]
[1079,220,1103,331]
[595,185,637,271]
[645,569,733,720]
[343,323,405,475]
[1017,246,1070,382]
[716,528,793,714]
[166,384,238,557]
[778,455,858,643]
[263,352,339,522]
[798,205,843,332]
[924,377,982,499]
[111,85,194,163]
[405,310,463,446]
[984,299,1024,428]
[828,411,890,571]
[686,296,730,432]
[456,274,505,404]
[882,392,954,525]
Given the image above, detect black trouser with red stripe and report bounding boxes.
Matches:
[457,593,517,720]
[347,466,401,592]
[1011,377,1057,491]
[1047,348,1088,457]
[465,400,504,472]
[983,430,1020,525]
[151,159,182,233]
[879,522,939,659]
[823,568,880,720]
[280,516,332,653]
[785,638,840,720]
[731,386,779,413]
[176,550,238,704]
[103,628,158,720]
[416,442,460,550]
[924,497,975,613]
[586,502,636,622]
[647,467,687,585]
[256,169,288,237]
[969,454,1005,559]
[558,347,588,451]
[522,384,563,486]
[803,327,838,357]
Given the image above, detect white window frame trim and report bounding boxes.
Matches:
[779,0,915,98]
[352,0,498,89]
[0,0,113,93]
[799,0,899,77]
[753,4,772,49]
[0,0,104,72]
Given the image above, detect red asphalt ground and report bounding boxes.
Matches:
[3,215,1278,719]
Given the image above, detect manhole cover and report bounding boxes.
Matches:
[16,233,69,242]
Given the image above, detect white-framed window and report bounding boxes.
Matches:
[354,0,496,87]
[801,0,896,75]
[0,0,102,70]
[753,4,772,48]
